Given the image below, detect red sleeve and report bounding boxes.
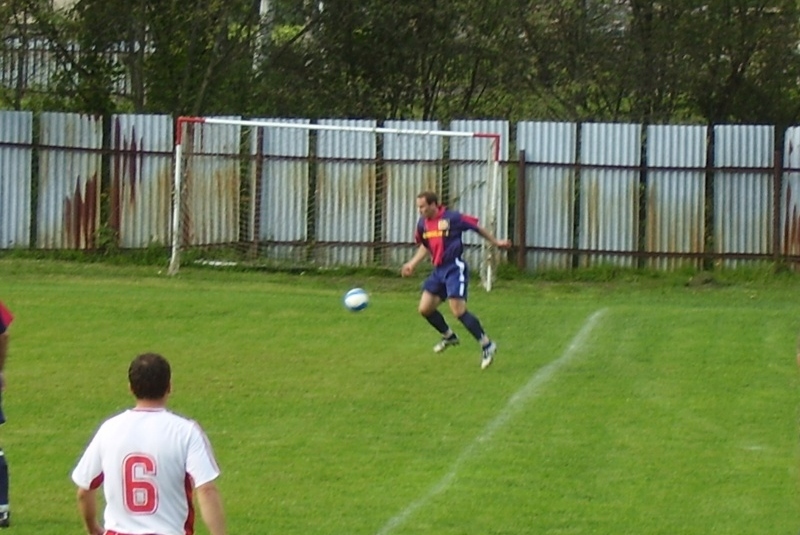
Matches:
[0,302,12,333]
[461,214,479,228]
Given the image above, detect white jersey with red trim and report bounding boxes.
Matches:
[71,408,220,535]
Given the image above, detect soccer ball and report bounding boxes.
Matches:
[343,288,369,311]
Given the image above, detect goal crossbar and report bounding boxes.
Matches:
[176,115,495,142]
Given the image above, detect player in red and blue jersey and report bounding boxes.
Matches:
[401,191,511,369]
[0,302,12,528]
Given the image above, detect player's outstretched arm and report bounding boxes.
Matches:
[75,487,103,535]
[475,225,512,249]
[196,481,226,535]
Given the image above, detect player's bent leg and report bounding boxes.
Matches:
[420,292,458,352]
[454,307,497,370]
[418,290,441,316]
[424,310,450,335]
[455,309,484,341]
[447,297,467,318]
[425,310,459,353]
[420,292,446,331]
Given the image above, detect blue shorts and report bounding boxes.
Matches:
[422,258,469,302]
[0,391,5,425]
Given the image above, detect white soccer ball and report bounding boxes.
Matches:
[343,288,369,311]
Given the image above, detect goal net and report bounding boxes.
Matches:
[167,117,506,290]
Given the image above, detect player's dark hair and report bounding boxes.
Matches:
[129,353,171,400]
[417,191,439,205]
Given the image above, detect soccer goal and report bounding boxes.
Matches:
[167,117,506,291]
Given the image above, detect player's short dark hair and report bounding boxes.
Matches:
[129,353,171,400]
[417,191,439,205]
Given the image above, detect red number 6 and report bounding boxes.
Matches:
[123,454,158,514]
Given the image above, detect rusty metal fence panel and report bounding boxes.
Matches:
[5,111,800,272]
[579,122,641,267]
[258,119,310,262]
[518,121,577,270]
[316,119,376,267]
[111,114,173,248]
[782,126,800,259]
[383,120,443,266]
[713,125,774,267]
[0,111,32,249]
[183,118,242,247]
[645,125,707,270]
[449,120,509,270]
[37,112,102,249]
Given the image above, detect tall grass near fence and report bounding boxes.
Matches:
[0,260,798,534]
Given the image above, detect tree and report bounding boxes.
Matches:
[253,0,529,121]
[4,0,800,125]
[677,0,800,125]
[515,0,633,121]
[24,0,266,115]
[144,0,261,115]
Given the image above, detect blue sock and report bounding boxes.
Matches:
[458,311,485,342]
[424,310,450,335]
[0,449,8,510]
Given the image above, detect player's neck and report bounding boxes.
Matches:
[134,398,167,410]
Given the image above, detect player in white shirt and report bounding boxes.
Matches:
[71,353,226,535]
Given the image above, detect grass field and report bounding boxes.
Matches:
[1,259,798,534]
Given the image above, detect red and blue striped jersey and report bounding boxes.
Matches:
[415,206,479,266]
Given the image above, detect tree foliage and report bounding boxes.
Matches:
[3,0,800,125]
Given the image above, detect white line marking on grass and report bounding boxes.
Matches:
[375,308,607,535]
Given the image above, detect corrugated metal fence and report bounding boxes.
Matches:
[1,111,799,271]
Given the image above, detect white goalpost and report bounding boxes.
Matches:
[167,116,505,291]
[476,133,502,292]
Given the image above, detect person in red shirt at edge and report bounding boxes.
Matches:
[0,302,12,528]
[401,191,512,370]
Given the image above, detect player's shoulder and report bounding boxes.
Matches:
[161,408,199,426]
[443,209,474,221]
[94,409,136,434]
[103,408,135,422]
[162,410,210,434]
[448,210,477,226]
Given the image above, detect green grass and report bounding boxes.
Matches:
[1,259,798,534]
